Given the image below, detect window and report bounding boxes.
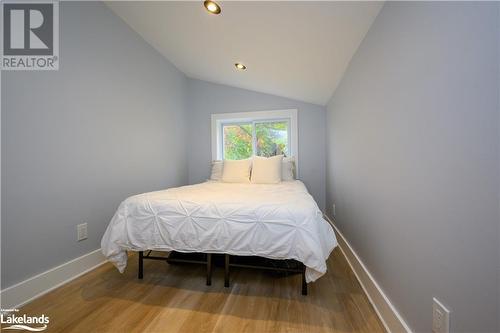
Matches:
[222,120,290,160]
[212,109,298,172]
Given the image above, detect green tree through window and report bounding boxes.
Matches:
[223,124,253,160]
[222,121,289,160]
[256,121,288,157]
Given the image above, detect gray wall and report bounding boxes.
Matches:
[1,2,189,288]
[326,2,499,332]
[186,79,327,211]
[498,3,500,325]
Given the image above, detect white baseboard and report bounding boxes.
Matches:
[325,215,412,333]
[1,249,107,309]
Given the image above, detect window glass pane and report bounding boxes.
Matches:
[255,121,289,157]
[223,123,253,160]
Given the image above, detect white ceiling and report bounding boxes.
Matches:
[106,1,383,105]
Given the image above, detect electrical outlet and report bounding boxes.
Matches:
[332,204,336,217]
[77,223,88,241]
[432,298,450,333]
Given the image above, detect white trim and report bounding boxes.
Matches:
[0,249,106,309]
[211,109,299,176]
[324,215,413,333]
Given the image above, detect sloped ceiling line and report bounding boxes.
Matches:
[106,1,383,105]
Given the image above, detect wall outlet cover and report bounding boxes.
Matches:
[432,297,450,333]
[77,223,88,241]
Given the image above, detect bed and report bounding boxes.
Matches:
[101,180,337,293]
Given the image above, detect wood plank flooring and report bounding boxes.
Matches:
[12,248,385,333]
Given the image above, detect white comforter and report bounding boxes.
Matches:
[101,180,337,282]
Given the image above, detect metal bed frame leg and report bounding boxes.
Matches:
[301,264,307,295]
[138,251,144,279]
[206,253,212,286]
[224,254,230,288]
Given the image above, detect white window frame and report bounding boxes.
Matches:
[211,109,299,175]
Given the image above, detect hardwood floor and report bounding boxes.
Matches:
[14,248,385,333]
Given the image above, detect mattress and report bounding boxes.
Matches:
[101,180,337,282]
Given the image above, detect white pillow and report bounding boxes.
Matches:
[251,155,283,184]
[282,157,296,181]
[210,160,223,181]
[221,159,252,183]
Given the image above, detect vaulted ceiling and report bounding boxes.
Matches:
[106,1,383,105]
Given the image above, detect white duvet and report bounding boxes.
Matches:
[101,180,337,282]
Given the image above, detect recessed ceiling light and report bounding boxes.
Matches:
[235,63,247,70]
[204,0,221,14]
